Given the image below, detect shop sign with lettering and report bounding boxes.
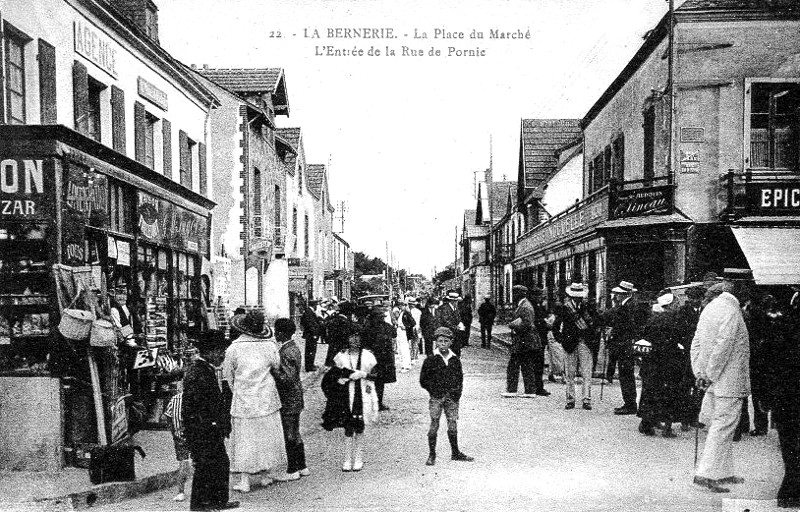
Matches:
[611,185,673,219]
[74,19,118,78]
[137,77,168,111]
[0,158,48,219]
[64,165,109,228]
[519,197,608,254]
[137,191,209,254]
[746,182,800,215]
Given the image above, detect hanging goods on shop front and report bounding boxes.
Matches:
[58,290,95,341]
[89,318,117,347]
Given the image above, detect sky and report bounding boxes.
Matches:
[157,0,673,276]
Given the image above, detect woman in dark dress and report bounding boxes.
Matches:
[362,305,397,411]
[637,293,685,437]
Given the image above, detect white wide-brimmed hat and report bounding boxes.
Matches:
[656,292,675,307]
[565,283,588,298]
[611,281,637,294]
[445,291,461,301]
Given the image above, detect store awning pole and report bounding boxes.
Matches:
[87,349,108,446]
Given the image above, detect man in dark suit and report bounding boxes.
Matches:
[598,280,647,415]
[435,291,465,356]
[300,301,321,371]
[182,331,239,511]
[477,296,497,349]
[420,298,438,356]
[503,285,545,397]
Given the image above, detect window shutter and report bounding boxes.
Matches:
[72,60,89,134]
[133,101,146,163]
[178,129,189,187]
[110,86,126,154]
[198,142,207,195]
[38,40,57,124]
[162,118,172,178]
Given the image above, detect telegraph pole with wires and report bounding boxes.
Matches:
[667,0,676,186]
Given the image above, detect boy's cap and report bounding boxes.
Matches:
[434,327,454,339]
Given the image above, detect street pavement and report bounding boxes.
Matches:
[92,330,784,512]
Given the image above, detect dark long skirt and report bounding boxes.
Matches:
[190,438,230,511]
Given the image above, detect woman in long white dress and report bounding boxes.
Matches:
[223,311,290,493]
[392,301,412,372]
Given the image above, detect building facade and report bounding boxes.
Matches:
[515,0,800,309]
[0,0,218,470]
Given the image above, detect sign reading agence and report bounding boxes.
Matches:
[74,19,118,78]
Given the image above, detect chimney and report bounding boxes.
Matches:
[110,0,159,43]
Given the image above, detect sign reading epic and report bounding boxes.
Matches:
[0,158,44,217]
[746,182,800,215]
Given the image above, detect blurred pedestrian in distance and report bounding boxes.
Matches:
[392,299,413,372]
[420,298,438,356]
[435,291,465,356]
[300,301,322,372]
[459,294,473,347]
[477,295,496,349]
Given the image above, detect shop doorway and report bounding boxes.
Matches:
[609,243,666,296]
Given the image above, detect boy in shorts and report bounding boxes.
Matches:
[419,327,474,466]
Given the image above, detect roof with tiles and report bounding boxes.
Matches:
[463,209,489,237]
[276,127,301,172]
[489,181,516,220]
[306,164,325,200]
[518,119,582,191]
[677,0,800,11]
[197,68,283,93]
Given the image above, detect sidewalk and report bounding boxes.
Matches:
[1,350,325,512]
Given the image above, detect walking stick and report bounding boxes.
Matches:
[599,330,608,401]
[694,422,700,468]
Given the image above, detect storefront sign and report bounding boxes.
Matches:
[64,165,110,228]
[116,240,130,266]
[611,185,673,219]
[107,236,118,259]
[679,149,700,174]
[132,348,159,369]
[521,196,608,252]
[746,182,800,215]
[0,158,46,218]
[74,19,118,78]
[137,192,209,254]
[137,77,168,111]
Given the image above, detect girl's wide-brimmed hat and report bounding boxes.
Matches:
[230,310,274,339]
[565,283,588,298]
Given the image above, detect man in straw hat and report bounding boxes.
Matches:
[435,290,466,357]
[598,280,645,415]
[691,268,753,493]
[182,330,239,511]
[554,282,595,410]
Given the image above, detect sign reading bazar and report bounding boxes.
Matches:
[746,182,800,215]
[611,185,673,219]
[0,158,47,218]
[74,19,118,78]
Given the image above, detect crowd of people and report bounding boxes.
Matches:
[170,270,798,510]
[497,270,799,506]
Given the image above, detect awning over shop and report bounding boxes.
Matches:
[731,227,800,285]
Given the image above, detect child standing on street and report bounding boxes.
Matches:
[419,327,474,466]
[163,387,192,502]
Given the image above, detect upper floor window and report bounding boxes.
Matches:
[253,167,262,238]
[144,113,158,169]
[4,24,30,125]
[292,207,298,252]
[86,77,106,142]
[304,214,310,258]
[750,82,800,171]
[274,185,282,228]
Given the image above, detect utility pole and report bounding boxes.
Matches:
[385,241,392,299]
[667,0,676,185]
